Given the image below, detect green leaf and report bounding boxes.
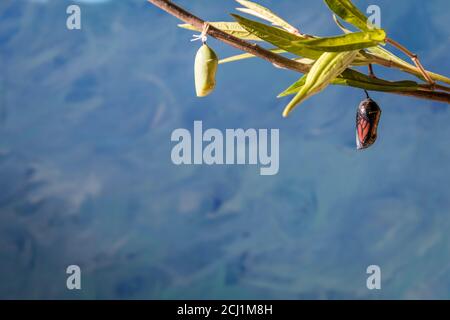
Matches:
[277,75,307,97]
[335,70,418,91]
[333,14,450,85]
[334,15,450,85]
[219,48,285,64]
[232,14,386,60]
[178,22,262,41]
[282,50,358,117]
[299,29,386,52]
[232,14,323,59]
[323,0,371,31]
[278,68,418,97]
[350,53,377,66]
[235,0,299,34]
[333,14,352,34]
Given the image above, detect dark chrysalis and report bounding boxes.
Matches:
[356,90,382,150]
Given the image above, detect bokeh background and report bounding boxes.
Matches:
[0,0,449,299]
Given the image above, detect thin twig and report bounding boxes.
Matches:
[386,37,435,86]
[147,0,450,104]
[368,63,375,78]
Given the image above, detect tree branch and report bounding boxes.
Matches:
[147,0,309,73]
[148,0,450,104]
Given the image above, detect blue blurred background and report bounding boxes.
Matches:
[0,0,449,299]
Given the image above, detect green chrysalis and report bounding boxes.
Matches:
[194,44,218,97]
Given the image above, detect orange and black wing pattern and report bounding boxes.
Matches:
[356,98,382,150]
